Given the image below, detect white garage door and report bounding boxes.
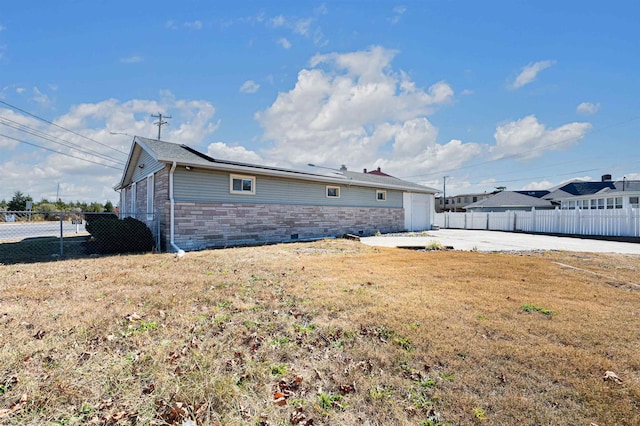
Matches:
[403,193,431,231]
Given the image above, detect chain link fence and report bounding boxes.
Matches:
[0,211,160,264]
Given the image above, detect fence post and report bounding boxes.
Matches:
[531,207,536,233]
[59,212,64,256]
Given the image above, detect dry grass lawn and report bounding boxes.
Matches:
[0,240,639,425]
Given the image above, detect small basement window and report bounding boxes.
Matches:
[376,190,387,201]
[230,174,256,195]
[326,186,340,198]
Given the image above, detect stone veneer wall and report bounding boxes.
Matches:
[165,201,404,251]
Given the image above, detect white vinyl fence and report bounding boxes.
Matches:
[435,207,640,237]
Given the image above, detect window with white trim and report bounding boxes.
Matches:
[146,174,154,220]
[630,196,639,208]
[615,197,623,209]
[326,186,340,198]
[376,190,387,201]
[230,174,256,195]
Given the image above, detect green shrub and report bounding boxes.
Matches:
[86,215,155,254]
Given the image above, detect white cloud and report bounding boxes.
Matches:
[207,142,264,164]
[576,102,600,115]
[120,55,143,64]
[32,86,51,107]
[165,20,202,30]
[253,46,479,179]
[16,87,25,94]
[314,4,328,15]
[267,14,326,46]
[294,19,312,36]
[521,180,554,190]
[0,94,220,203]
[491,115,591,160]
[511,60,555,89]
[460,89,474,96]
[277,37,292,49]
[271,15,285,27]
[184,20,203,30]
[391,6,407,24]
[239,80,260,94]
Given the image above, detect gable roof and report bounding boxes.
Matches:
[116,136,438,193]
[465,191,556,210]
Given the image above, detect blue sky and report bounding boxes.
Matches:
[1,1,639,203]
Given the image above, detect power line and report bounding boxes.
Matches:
[0,99,129,155]
[0,132,122,170]
[0,117,125,165]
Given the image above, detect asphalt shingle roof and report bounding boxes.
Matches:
[131,136,438,193]
[465,191,556,209]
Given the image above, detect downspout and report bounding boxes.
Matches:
[169,161,185,255]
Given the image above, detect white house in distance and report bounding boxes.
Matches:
[114,136,437,252]
[463,174,640,212]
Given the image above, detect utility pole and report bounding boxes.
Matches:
[151,112,172,140]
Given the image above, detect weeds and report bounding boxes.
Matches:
[424,241,444,251]
[521,303,554,316]
[317,392,344,411]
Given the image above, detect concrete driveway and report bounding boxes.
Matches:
[360,229,640,254]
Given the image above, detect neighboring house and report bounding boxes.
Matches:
[546,175,640,210]
[456,174,640,213]
[436,192,497,212]
[115,136,438,252]
[464,190,556,212]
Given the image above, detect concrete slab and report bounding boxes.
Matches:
[361,229,640,254]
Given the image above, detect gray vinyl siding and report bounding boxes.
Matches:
[132,149,164,182]
[173,168,403,208]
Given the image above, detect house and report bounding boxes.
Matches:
[547,175,640,210]
[114,136,438,252]
[436,191,497,212]
[452,174,640,213]
[464,190,556,212]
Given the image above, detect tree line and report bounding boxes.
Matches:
[1,191,115,213]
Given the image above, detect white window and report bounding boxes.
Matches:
[597,198,605,209]
[326,186,340,198]
[615,197,623,209]
[230,174,256,195]
[630,196,639,208]
[146,174,154,220]
[606,198,614,209]
[590,199,597,209]
[376,190,387,201]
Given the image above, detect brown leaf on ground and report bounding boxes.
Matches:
[0,393,27,419]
